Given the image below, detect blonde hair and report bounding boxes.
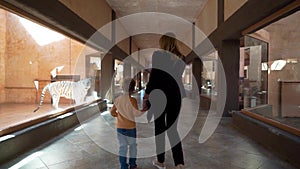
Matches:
[159,32,183,58]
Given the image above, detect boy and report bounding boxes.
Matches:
[110,78,145,169]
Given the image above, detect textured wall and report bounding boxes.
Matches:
[0,9,6,103]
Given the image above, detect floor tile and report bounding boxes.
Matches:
[2,98,298,169]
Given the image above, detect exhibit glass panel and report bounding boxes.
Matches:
[0,9,101,117]
[243,10,300,131]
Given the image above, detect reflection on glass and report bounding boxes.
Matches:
[243,10,300,131]
[270,60,286,71]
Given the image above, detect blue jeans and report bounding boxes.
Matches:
[117,128,137,169]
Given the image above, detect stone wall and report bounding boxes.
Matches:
[0,9,6,103]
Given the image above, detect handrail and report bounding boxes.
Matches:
[241,109,300,137]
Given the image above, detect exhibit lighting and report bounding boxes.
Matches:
[286,58,298,64]
[271,60,286,70]
[261,63,268,71]
[57,112,73,119]
[18,16,65,46]
[0,134,15,142]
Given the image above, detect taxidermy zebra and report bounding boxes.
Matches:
[33,78,91,112]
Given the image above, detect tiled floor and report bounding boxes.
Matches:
[1,94,298,169]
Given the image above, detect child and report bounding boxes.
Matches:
[110,78,145,169]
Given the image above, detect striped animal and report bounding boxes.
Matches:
[33,78,91,112]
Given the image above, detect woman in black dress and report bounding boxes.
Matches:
[144,32,186,169]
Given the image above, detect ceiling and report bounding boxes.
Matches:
[106,0,208,49]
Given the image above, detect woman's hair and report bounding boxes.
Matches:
[122,78,136,93]
[159,32,183,58]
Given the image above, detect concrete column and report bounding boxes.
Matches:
[100,54,114,99]
[218,39,240,116]
[192,58,203,98]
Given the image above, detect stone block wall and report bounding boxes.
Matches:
[0,9,6,103]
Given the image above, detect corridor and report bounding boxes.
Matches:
[2,96,296,169]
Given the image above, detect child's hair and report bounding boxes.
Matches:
[122,78,136,93]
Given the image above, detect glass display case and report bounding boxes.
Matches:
[0,10,101,132]
[243,11,300,130]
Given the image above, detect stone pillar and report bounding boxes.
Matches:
[218,39,240,116]
[100,54,114,100]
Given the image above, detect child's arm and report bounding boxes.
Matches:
[110,104,118,117]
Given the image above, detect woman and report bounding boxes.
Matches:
[144,32,186,169]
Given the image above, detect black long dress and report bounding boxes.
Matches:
[145,50,185,166]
